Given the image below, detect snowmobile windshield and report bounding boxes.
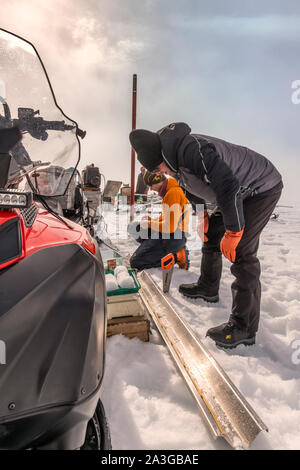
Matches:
[0,29,80,197]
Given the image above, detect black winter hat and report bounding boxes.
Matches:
[143,170,166,187]
[129,129,163,172]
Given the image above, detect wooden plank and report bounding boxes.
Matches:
[107,315,150,342]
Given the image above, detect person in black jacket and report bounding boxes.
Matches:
[129,122,283,349]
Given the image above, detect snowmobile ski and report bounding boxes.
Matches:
[138,270,268,450]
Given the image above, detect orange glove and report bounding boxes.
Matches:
[197,210,209,242]
[220,229,244,263]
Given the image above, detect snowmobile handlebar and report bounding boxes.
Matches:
[11,107,76,141]
[1,102,86,141]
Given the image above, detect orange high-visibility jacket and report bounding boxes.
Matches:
[149,177,189,235]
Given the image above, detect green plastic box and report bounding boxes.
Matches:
[105,269,141,297]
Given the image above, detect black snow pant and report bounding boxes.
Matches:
[199,182,283,335]
[130,224,187,271]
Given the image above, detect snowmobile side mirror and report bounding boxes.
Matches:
[76,127,86,139]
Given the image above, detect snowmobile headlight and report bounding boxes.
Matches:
[3,194,10,204]
[10,195,18,205]
[18,195,27,206]
[0,190,32,209]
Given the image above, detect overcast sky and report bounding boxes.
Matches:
[1,0,299,203]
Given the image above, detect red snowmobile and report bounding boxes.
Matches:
[0,29,110,450]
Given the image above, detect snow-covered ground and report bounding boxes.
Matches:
[100,204,300,450]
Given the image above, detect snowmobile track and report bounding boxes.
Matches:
[138,270,268,450]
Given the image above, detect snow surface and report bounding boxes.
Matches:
[100,205,300,450]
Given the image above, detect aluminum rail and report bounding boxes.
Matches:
[138,270,268,450]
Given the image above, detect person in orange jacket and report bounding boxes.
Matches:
[129,171,189,271]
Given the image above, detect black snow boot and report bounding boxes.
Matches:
[206,321,256,349]
[178,252,222,303]
[178,283,219,302]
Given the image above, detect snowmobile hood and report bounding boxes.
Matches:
[157,122,191,173]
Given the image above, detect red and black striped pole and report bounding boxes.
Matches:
[130,74,137,221]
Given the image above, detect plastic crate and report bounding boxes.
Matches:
[105,269,140,297]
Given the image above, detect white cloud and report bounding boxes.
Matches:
[172,14,300,40]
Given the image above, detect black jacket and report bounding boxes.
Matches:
[157,123,282,231]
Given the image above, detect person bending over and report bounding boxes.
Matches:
[129,122,283,349]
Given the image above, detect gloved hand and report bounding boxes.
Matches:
[197,210,209,242]
[220,228,244,263]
